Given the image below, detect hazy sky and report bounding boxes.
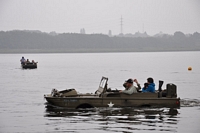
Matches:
[0,0,200,35]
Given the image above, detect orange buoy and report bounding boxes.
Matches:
[188,67,192,71]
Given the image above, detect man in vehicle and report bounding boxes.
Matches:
[142,77,155,93]
[120,78,141,94]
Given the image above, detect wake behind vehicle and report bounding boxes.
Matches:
[44,77,180,109]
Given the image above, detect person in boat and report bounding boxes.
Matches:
[143,83,149,90]
[20,57,26,65]
[133,79,141,92]
[26,59,30,63]
[32,60,37,64]
[142,77,155,93]
[123,79,141,92]
[120,78,141,94]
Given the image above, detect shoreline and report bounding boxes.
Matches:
[0,49,199,54]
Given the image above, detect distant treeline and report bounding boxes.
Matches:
[0,30,200,53]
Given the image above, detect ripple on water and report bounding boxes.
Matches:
[44,106,180,132]
[180,98,200,107]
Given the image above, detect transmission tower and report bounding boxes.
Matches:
[120,16,123,34]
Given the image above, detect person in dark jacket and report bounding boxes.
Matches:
[143,83,149,90]
[142,77,155,93]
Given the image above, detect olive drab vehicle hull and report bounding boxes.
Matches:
[44,77,180,109]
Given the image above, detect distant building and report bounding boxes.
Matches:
[49,31,57,36]
[80,28,86,34]
[154,31,171,38]
[133,31,149,38]
[117,31,149,38]
[108,30,112,37]
[154,31,164,37]
[118,33,124,37]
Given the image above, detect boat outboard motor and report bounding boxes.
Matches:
[158,80,164,92]
[158,80,164,98]
[166,84,177,98]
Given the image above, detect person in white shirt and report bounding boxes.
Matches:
[120,78,141,94]
[20,57,26,64]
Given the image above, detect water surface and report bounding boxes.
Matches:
[0,51,200,133]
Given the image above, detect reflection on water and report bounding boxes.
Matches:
[43,97,200,132]
[44,105,179,132]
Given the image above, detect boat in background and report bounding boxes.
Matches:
[21,63,37,69]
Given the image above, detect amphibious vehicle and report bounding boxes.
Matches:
[44,77,180,108]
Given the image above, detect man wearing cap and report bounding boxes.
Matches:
[120,79,141,94]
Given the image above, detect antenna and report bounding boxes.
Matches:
[143,23,144,33]
[120,16,123,34]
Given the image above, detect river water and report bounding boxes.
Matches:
[0,51,200,133]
